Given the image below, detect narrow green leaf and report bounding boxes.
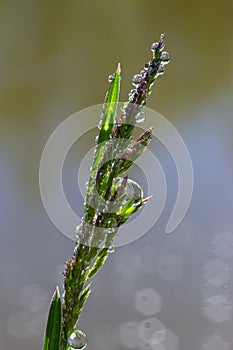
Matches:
[85,64,121,216]
[98,63,121,144]
[98,64,121,144]
[42,287,62,350]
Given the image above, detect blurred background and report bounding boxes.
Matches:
[0,1,233,349]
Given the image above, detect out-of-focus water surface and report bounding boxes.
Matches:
[0,1,233,350]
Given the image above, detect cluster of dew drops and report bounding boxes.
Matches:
[69,35,170,350]
[108,34,170,126]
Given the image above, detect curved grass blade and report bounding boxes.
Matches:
[42,287,62,350]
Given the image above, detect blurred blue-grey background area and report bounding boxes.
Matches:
[0,1,233,350]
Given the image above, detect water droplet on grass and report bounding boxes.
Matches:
[135,111,145,123]
[157,65,165,75]
[151,42,159,52]
[160,33,165,40]
[109,246,115,253]
[94,136,99,145]
[129,89,137,96]
[98,120,102,130]
[132,74,142,85]
[108,74,115,83]
[68,329,87,350]
[140,70,146,76]
[160,51,170,64]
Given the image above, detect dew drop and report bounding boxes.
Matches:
[105,217,118,235]
[129,89,137,97]
[157,65,165,75]
[108,74,115,83]
[94,135,99,145]
[151,42,159,52]
[68,329,87,350]
[160,33,165,40]
[128,89,137,102]
[135,111,145,123]
[98,120,102,130]
[160,51,170,64]
[109,246,115,253]
[140,70,146,78]
[132,74,142,85]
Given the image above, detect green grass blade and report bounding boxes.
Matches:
[98,63,121,144]
[42,287,62,350]
[85,64,121,218]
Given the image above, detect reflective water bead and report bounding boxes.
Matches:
[105,217,117,230]
[135,111,145,123]
[132,74,142,85]
[128,89,137,102]
[160,51,170,64]
[160,33,165,40]
[151,42,159,52]
[140,70,146,77]
[98,120,102,130]
[147,66,154,76]
[108,74,115,83]
[94,135,99,145]
[68,329,87,350]
[129,89,137,96]
[157,65,165,75]
[109,246,115,253]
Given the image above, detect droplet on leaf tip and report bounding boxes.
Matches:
[151,42,159,52]
[160,33,165,40]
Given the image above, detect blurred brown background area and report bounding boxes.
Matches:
[0,0,232,124]
[0,1,233,350]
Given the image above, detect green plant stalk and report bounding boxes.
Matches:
[42,34,170,350]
